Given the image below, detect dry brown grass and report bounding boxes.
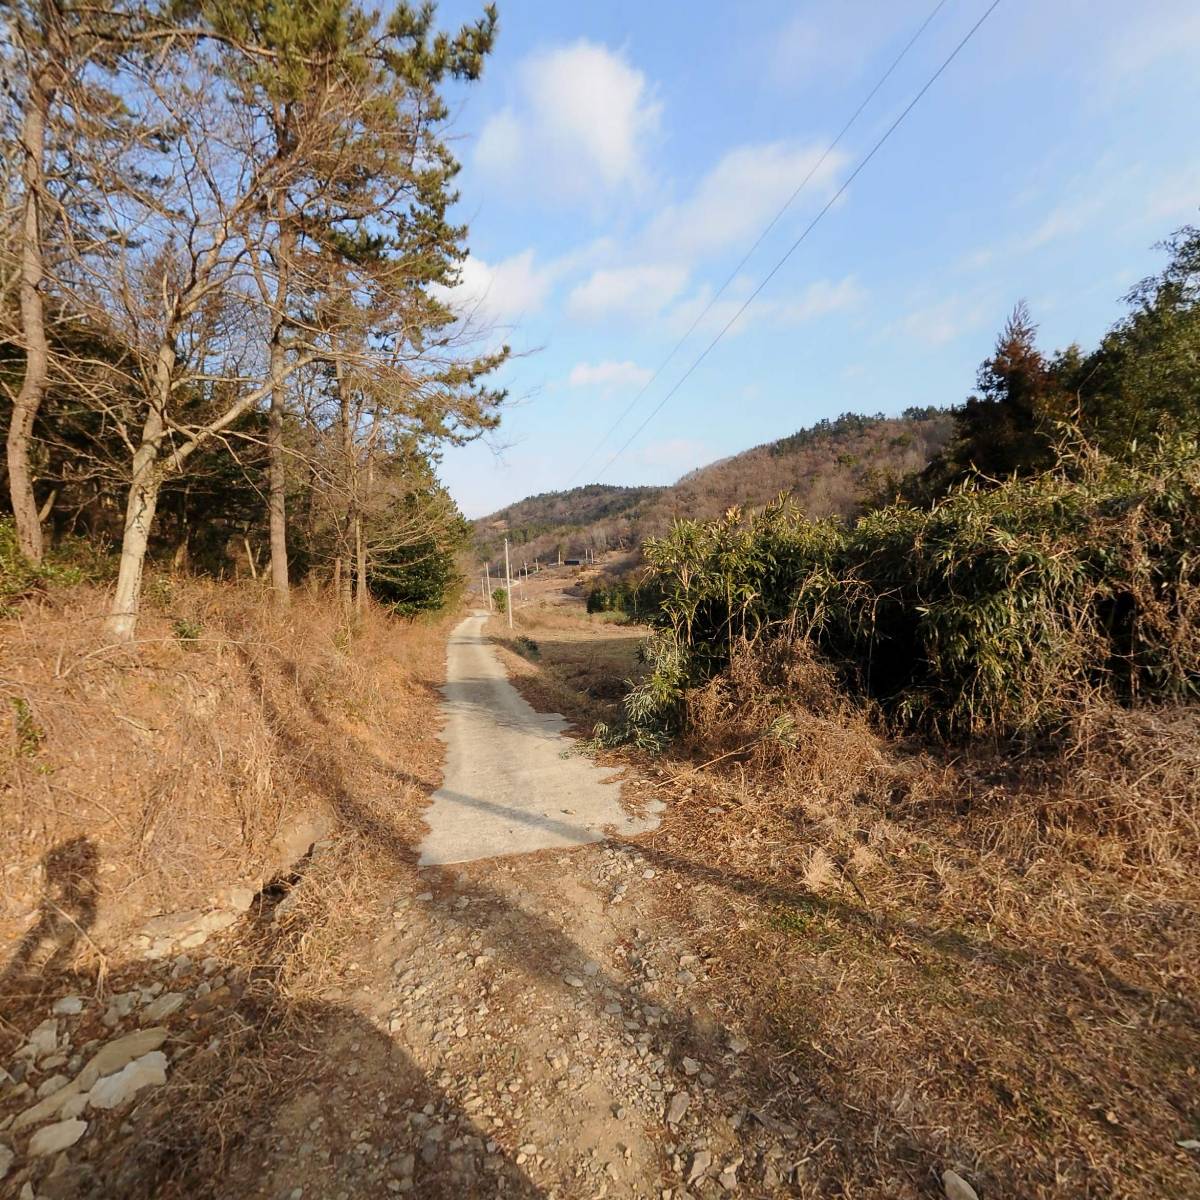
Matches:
[485,591,649,732]
[1,576,454,1197]
[631,641,1200,1198]
[0,575,449,988]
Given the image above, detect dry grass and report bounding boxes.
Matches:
[1,574,449,991]
[485,588,649,732]
[1,576,453,1196]
[631,641,1200,1198]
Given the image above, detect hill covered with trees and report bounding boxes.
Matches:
[472,483,664,565]
[472,407,953,566]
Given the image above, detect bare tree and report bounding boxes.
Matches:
[2,0,117,560]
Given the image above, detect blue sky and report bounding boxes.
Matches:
[430,0,1200,517]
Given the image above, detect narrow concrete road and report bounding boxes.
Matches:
[417,612,661,865]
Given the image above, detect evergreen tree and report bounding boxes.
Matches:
[907,303,1063,503]
[1071,224,1200,450]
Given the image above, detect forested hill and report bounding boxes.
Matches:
[473,407,953,564]
[472,484,664,564]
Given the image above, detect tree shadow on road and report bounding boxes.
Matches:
[1,889,547,1200]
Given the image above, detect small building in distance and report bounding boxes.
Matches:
[563,558,581,566]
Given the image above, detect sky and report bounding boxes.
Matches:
[428,0,1200,518]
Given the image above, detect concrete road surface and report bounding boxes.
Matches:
[417,612,661,865]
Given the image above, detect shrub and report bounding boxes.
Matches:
[585,570,664,618]
[0,517,85,615]
[369,537,462,618]
[173,617,203,646]
[637,437,1200,739]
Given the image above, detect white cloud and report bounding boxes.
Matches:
[768,4,911,88]
[664,274,865,339]
[664,285,754,339]
[774,275,866,323]
[897,297,987,347]
[648,141,846,260]
[568,360,653,390]
[1020,197,1103,252]
[634,437,711,471]
[474,110,522,177]
[1099,2,1200,77]
[432,250,555,325]
[957,247,997,273]
[555,139,848,331]
[959,192,1112,274]
[567,264,688,321]
[1147,166,1200,221]
[475,41,660,203]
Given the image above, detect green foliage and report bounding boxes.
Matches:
[473,410,954,574]
[588,632,689,751]
[366,485,469,618]
[10,698,44,757]
[473,484,662,563]
[172,617,203,646]
[921,303,1061,495]
[0,518,84,614]
[144,577,176,610]
[1073,224,1200,450]
[918,228,1200,505]
[768,412,886,458]
[636,438,1200,739]
[492,587,508,611]
[371,537,462,617]
[585,571,664,619]
[516,635,539,659]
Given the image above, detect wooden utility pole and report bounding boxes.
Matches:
[484,562,493,611]
[504,537,514,629]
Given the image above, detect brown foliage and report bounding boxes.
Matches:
[638,638,1200,1197]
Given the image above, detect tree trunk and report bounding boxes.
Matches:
[354,512,367,614]
[6,68,51,563]
[354,418,376,615]
[107,342,173,642]
[108,457,162,643]
[334,351,355,614]
[267,338,289,603]
[267,194,292,605]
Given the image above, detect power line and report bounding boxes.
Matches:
[563,0,951,489]
[592,0,1003,483]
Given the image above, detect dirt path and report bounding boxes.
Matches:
[233,592,765,1199]
[5,584,771,1200]
[418,611,661,865]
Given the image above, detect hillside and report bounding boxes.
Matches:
[473,407,953,565]
[472,483,664,564]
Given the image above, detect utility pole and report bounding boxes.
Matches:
[504,537,514,629]
[484,561,492,610]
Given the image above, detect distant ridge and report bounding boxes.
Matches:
[472,407,952,565]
